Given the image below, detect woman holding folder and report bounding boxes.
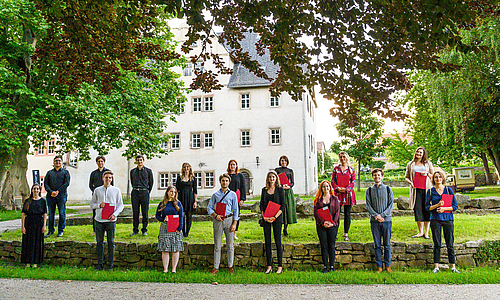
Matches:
[227,159,246,239]
[156,186,184,273]
[425,170,459,274]
[260,170,286,274]
[405,147,434,239]
[275,155,297,237]
[331,151,356,241]
[313,181,341,273]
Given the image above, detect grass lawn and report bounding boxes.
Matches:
[2,214,499,245]
[0,208,77,222]
[0,263,499,284]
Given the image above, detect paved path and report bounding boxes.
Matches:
[0,279,499,299]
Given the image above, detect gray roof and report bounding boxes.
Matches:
[224,32,279,89]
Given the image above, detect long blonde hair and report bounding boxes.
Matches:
[338,151,351,167]
[159,186,180,212]
[265,170,281,189]
[181,162,194,180]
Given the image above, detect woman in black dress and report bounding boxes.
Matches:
[175,162,197,238]
[227,159,246,239]
[260,171,286,274]
[275,155,297,237]
[21,184,47,267]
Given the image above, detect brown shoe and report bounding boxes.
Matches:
[376,267,383,273]
[210,268,219,274]
[228,267,234,274]
[386,267,393,273]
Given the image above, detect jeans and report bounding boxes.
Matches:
[263,217,283,267]
[212,216,234,269]
[316,224,339,268]
[430,220,455,264]
[131,189,150,233]
[95,221,116,267]
[46,196,67,234]
[371,220,392,268]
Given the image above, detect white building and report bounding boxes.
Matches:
[27,24,318,202]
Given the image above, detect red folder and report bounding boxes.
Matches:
[414,172,427,189]
[263,201,281,218]
[215,202,227,220]
[278,172,291,186]
[441,194,453,213]
[236,189,241,201]
[337,174,350,188]
[101,203,114,220]
[317,206,334,223]
[166,215,180,232]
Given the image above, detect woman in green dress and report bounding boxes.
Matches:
[275,155,297,236]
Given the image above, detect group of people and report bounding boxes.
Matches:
[20,148,460,274]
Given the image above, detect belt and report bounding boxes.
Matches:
[133,188,148,191]
[225,214,233,218]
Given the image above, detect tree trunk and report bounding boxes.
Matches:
[479,152,493,185]
[0,138,30,208]
[487,148,500,182]
[357,161,361,192]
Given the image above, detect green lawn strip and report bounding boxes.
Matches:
[0,208,77,222]
[0,263,498,284]
[2,214,499,245]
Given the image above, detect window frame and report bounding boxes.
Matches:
[270,128,281,146]
[240,129,251,147]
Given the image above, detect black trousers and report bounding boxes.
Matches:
[131,189,150,233]
[263,218,283,267]
[414,188,430,221]
[316,224,338,268]
[430,220,455,264]
[183,211,193,237]
[95,221,116,267]
[343,205,352,234]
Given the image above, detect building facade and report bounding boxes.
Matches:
[26,23,318,202]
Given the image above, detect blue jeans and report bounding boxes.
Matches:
[95,221,116,267]
[371,220,392,268]
[47,196,67,234]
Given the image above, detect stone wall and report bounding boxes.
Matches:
[0,240,492,270]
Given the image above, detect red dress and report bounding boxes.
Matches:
[331,165,356,206]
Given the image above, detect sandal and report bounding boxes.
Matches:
[344,235,350,242]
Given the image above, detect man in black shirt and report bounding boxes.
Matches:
[130,155,153,236]
[44,155,71,237]
[89,155,113,234]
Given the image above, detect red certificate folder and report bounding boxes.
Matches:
[278,172,291,186]
[414,172,427,189]
[236,189,241,201]
[166,215,180,232]
[317,206,334,223]
[337,174,350,188]
[441,194,453,213]
[101,203,114,220]
[215,202,227,220]
[263,201,281,218]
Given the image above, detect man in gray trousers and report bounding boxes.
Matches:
[207,173,239,274]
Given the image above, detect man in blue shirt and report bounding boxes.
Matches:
[207,173,239,274]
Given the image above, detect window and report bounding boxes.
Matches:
[204,132,213,148]
[193,97,202,112]
[183,63,192,76]
[194,172,202,189]
[195,61,204,72]
[191,133,201,149]
[171,172,180,186]
[159,173,169,189]
[270,128,281,145]
[37,143,45,155]
[241,93,250,109]
[270,95,279,107]
[205,172,215,188]
[241,130,251,147]
[47,140,55,155]
[204,96,213,111]
[170,133,180,150]
[160,140,169,150]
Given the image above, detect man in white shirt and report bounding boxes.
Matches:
[90,171,124,271]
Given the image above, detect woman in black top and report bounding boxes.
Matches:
[227,159,246,239]
[275,155,297,237]
[21,184,47,267]
[260,170,286,274]
[175,162,197,238]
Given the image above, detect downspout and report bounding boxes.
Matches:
[301,94,309,194]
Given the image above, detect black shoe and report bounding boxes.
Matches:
[95,265,103,271]
[108,265,114,271]
[130,232,138,236]
[322,267,329,273]
[44,232,54,238]
[283,230,289,237]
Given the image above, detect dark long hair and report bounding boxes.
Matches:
[23,184,41,211]
[159,186,180,212]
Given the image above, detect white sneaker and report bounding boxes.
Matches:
[433,268,439,273]
[451,268,460,274]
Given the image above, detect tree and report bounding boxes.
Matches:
[0,1,185,206]
[164,0,500,125]
[398,17,500,180]
[385,132,417,168]
[330,104,388,191]
[317,152,334,175]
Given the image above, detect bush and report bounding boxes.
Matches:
[477,240,500,263]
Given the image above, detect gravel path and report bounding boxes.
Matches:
[1,279,499,300]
